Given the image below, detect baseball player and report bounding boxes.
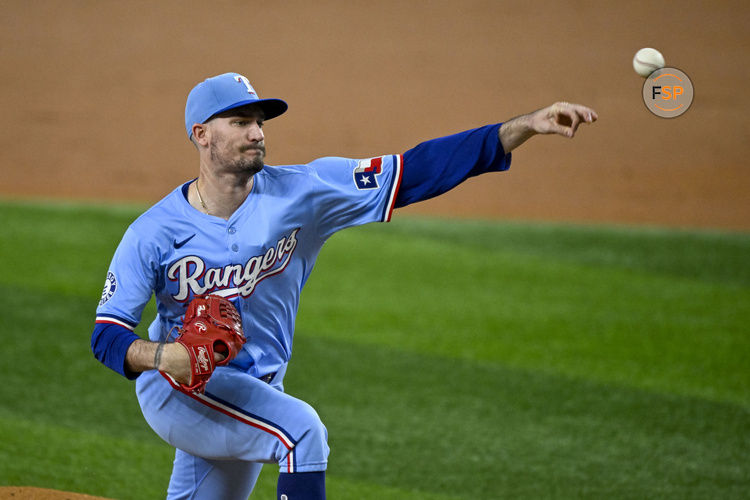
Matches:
[91,72,597,500]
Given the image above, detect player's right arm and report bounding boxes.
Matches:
[91,224,192,384]
[92,324,196,385]
[124,339,191,383]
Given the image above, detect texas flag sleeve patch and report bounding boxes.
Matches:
[353,157,383,190]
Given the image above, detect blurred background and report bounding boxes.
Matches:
[1,2,749,498]
[1,0,748,229]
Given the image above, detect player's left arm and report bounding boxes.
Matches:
[498,102,598,153]
[394,102,598,209]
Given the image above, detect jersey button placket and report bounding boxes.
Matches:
[228,226,239,252]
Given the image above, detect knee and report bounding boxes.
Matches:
[288,402,329,470]
[297,403,328,450]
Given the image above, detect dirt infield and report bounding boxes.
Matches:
[0,488,110,500]
[1,1,748,232]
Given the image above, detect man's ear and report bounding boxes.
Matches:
[192,123,209,147]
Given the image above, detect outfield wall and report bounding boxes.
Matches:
[1,1,748,230]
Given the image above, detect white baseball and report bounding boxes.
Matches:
[633,48,665,77]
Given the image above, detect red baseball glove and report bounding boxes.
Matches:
[173,294,246,393]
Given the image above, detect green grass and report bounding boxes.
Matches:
[0,199,748,499]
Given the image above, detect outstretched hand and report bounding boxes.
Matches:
[498,101,598,153]
[530,102,598,138]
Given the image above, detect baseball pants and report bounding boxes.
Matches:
[135,365,329,499]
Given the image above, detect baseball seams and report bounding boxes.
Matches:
[633,48,665,77]
[634,55,661,72]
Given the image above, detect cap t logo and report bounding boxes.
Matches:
[234,75,257,95]
[185,72,287,138]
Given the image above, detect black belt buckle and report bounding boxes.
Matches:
[259,372,276,384]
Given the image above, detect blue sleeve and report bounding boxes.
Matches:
[395,123,511,208]
[91,322,141,379]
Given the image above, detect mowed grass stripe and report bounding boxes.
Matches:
[0,285,157,439]
[381,217,750,288]
[299,221,750,407]
[0,201,140,295]
[1,332,747,499]
[0,415,173,499]
[252,466,464,500]
[285,334,750,499]
[1,199,749,498]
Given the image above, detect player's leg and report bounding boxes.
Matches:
[201,371,329,499]
[166,449,263,500]
[200,368,329,474]
[136,368,329,498]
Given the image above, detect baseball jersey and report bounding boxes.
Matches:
[95,154,402,379]
[92,123,511,379]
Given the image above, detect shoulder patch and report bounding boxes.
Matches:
[353,157,384,190]
[99,271,117,306]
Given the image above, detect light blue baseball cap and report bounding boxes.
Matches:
[185,72,288,139]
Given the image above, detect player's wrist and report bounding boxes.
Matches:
[498,113,537,153]
[153,342,166,371]
[162,342,188,369]
[154,342,191,385]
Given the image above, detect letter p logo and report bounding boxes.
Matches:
[642,67,693,118]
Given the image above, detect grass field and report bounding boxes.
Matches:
[0,199,748,499]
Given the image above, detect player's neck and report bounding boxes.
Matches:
[189,173,255,220]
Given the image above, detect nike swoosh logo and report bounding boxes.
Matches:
[174,234,196,249]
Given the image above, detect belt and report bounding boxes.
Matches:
[258,372,277,384]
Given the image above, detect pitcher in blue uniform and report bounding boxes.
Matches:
[91,72,597,499]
